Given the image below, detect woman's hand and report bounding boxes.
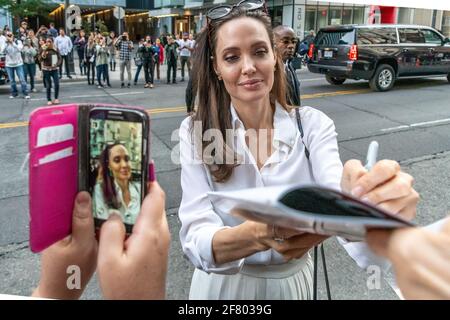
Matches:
[366,219,450,299]
[32,192,98,299]
[97,181,170,300]
[225,214,327,262]
[268,230,329,261]
[341,159,419,221]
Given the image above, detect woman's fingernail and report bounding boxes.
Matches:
[76,193,89,209]
[148,161,156,182]
[351,186,364,198]
[361,196,371,203]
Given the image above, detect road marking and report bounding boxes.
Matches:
[0,88,373,130]
[301,89,371,99]
[299,78,325,82]
[30,91,145,101]
[380,118,450,133]
[0,107,187,129]
[0,121,29,129]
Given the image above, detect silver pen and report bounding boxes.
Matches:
[364,141,379,170]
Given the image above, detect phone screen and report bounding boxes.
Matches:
[88,108,148,233]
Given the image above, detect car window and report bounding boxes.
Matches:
[357,28,397,45]
[316,30,355,46]
[420,29,442,44]
[398,28,425,44]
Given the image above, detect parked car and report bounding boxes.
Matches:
[307,24,450,91]
[0,54,7,85]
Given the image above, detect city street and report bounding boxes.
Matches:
[0,65,449,299]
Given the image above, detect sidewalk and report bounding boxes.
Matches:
[47,56,177,84]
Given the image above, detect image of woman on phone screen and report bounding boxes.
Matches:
[93,143,141,225]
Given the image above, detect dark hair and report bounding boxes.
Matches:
[190,8,289,183]
[99,143,126,209]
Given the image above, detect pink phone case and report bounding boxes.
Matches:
[29,104,79,253]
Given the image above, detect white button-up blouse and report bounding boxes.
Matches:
[178,102,388,274]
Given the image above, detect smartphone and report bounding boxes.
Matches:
[87,106,150,233]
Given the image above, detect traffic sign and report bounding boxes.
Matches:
[113,7,125,20]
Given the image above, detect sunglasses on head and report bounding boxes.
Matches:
[206,0,266,21]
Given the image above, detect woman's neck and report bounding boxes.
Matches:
[231,96,274,130]
[116,179,129,194]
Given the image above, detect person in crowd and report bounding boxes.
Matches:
[178,5,419,300]
[22,39,38,93]
[152,38,163,82]
[1,32,29,99]
[39,37,62,105]
[48,23,58,39]
[74,30,87,76]
[115,32,133,88]
[298,30,315,61]
[133,39,145,86]
[141,36,155,89]
[54,28,73,79]
[16,21,28,42]
[273,25,301,106]
[165,36,178,84]
[177,32,194,82]
[37,25,49,39]
[107,31,117,72]
[0,28,6,52]
[27,30,40,49]
[95,36,111,89]
[84,36,97,86]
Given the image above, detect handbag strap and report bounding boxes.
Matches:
[294,107,331,300]
[295,107,310,160]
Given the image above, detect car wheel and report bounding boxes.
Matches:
[325,75,346,85]
[447,73,450,83]
[369,64,396,92]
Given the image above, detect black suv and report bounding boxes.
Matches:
[307,24,450,91]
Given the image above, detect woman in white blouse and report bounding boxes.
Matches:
[178,5,419,299]
[93,143,141,226]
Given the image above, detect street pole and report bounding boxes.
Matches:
[65,0,70,35]
[64,0,75,76]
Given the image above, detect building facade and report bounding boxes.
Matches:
[149,0,450,39]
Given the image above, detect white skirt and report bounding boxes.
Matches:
[189,253,313,300]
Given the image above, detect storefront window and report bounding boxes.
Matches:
[305,6,316,35]
[442,11,450,37]
[329,6,342,25]
[342,8,352,25]
[353,7,364,25]
[317,6,328,29]
[268,6,283,27]
[398,8,413,24]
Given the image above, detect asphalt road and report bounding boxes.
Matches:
[0,66,449,299]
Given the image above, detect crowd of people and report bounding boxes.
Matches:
[0,20,197,104]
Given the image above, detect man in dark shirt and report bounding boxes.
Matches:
[165,36,178,84]
[273,26,301,106]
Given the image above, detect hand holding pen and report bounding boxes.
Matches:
[341,141,418,220]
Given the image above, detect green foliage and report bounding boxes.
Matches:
[0,0,52,18]
[95,19,108,34]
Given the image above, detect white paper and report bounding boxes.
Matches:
[38,147,73,165]
[37,124,74,147]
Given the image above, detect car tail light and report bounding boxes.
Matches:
[348,44,358,61]
[0,59,5,68]
[308,44,315,59]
